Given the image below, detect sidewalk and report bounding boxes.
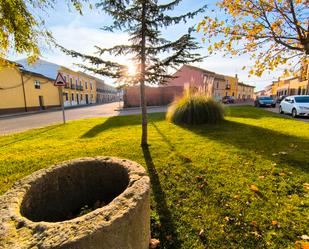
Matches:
[0,103,116,119]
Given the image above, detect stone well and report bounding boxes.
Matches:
[0,157,150,249]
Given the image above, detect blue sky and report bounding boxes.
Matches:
[12,0,284,90]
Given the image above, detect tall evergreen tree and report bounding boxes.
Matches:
[60,0,206,146]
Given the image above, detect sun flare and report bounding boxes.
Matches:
[126,64,137,76]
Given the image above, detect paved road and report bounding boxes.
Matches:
[0,102,167,135]
[256,105,309,123]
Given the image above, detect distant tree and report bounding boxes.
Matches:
[60,0,205,146]
[197,0,308,78]
[0,0,86,65]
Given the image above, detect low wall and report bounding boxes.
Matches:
[124,86,184,107]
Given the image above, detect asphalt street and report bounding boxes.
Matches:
[1,102,307,135]
[257,105,309,123]
[0,102,167,135]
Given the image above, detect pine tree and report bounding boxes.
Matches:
[60,0,206,146]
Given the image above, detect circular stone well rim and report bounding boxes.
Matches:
[0,157,150,249]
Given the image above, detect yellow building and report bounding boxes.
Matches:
[270,76,308,99]
[237,82,255,100]
[263,64,309,98]
[0,63,60,115]
[223,75,238,98]
[59,67,96,107]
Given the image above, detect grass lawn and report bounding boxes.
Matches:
[0,106,308,248]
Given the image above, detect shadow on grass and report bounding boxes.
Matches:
[188,119,309,172]
[142,146,182,248]
[81,113,166,138]
[81,115,142,138]
[0,126,59,148]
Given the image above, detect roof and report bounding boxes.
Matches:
[238,82,255,88]
[183,65,234,80]
[95,78,117,90]
[16,58,61,79]
[20,69,55,81]
[183,65,216,75]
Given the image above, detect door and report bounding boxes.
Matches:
[39,96,45,110]
[85,94,89,104]
[284,97,293,113]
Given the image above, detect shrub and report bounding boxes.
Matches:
[166,93,224,125]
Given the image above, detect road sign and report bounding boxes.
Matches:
[54,73,66,124]
[54,73,66,86]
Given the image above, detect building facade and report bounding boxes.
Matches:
[237,82,255,100]
[96,79,118,103]
[0,64,60,115]
[167,65,254,100]
[60,68,96,107]
[257,64,308,99]
[17,59,98,107]
[124,64,255,107]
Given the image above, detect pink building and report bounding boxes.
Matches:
[168,65,217,96]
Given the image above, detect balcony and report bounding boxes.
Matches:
[76,85,84,91]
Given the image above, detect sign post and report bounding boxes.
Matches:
[54,73,67,124]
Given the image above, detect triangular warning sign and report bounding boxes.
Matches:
[54,73,66,86]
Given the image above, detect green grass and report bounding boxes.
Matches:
[0,106,308,248]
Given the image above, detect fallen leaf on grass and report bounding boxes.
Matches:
[279,172,286,176]
[198,229,205,238]
[278,151,288,155]
[149,238,160,248]
[166,235,172,241]
[295,240,309,249]
[272,220,278,225]
[249,184,259,193]
[251,221,257,227]
[259,176,265,179]
[301,235,309,240]
[304,183,309,190]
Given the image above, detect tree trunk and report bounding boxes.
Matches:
[140,0,148,147]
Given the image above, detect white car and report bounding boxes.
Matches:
[279,95,309,118]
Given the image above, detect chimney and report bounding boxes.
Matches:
[235,74,238,79]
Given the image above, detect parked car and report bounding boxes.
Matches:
[279,95,309,118]
[277,95,286,103]
[254,96,276,107]
[222,96,235,104]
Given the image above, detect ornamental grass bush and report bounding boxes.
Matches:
[166,92,224,125]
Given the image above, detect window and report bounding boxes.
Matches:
[64,92,68,101]
[302,88,306,95]
[225,80,230,89]
[71,93,74,101]
[85,82,88,89]
[295,96,309,103]
[216,81,219,89]
[70,78,73,84]
[80,94,83,100]
[34,80,40,89]
[232,92,235,96]
[90,82,93,90]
